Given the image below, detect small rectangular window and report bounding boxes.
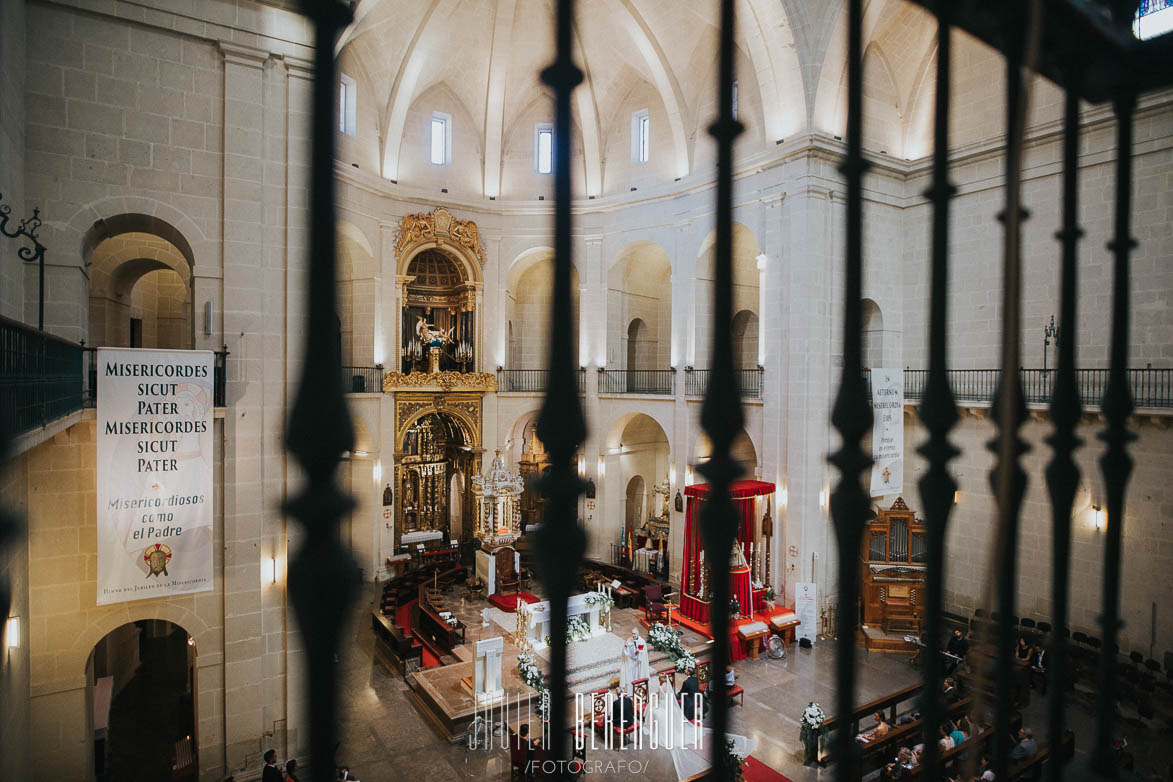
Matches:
[632,109,650,163]
[536,125,553,174]
[430,112,451,165]
[339,74,357,136]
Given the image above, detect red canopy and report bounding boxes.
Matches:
[684,479,775,499]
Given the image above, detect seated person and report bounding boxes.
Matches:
[942,677,962,705]
[978,753,996,782]
[725,664,736,687]
[610,680,636,731]
[1009,728,1037,764]
[939,724,956,751]
[1015,636,1032,663]
[677,667,707,723]
[949,720,967,747]
[859,711,891,743]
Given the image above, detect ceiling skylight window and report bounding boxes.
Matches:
[339,74,357,136]
[430,112,451,165]
[536,125,553,174]
[632,109,650,163]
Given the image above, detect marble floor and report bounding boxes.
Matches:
[320,584,1172,782]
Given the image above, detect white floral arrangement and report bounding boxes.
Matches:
[566,615,591,643]
[799,701,826,745]
[648,621,696,669]
[583,591,615,610]
[517,652,549,720]
[720,737,748,779]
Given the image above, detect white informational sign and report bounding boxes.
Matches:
[794,581,817,644]
[869,367,904,497]
[96,348,215,604]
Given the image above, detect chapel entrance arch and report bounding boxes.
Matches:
[86,620,196,782]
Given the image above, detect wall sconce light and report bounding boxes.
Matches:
[262,556,278,585]
[1092,505,1104,531]
[187,635,195,647]
[954,490,961,505]
[668,465,676,486]
[373,459,382,484]
[578,456,586,477]
[597,456,606,477]
[818,487,829,512]
[6,616,18,649]
[778,487,788,508]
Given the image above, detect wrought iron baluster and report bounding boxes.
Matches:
[916,8,959,780]
[534,0,588,771]
[1092,89,1137,775]
[829,1,871,780]
[286,3,358,781]
[1043,83,1083,782]
[697,0,744,776]
[987,6,1039,780]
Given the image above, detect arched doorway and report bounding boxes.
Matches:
[87,620,196,782]
[87,225,194,350]
[862,298,884,368]
[731,309,758,371]
[625,475,646,540]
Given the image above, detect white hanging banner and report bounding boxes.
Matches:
[96,348,215,605]
[794,581,817,644]
[869,367,904,497]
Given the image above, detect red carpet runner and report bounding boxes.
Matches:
[488,592,540,612]
[743,756,790,782]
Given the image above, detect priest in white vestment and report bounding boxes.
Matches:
[620,628,651,694]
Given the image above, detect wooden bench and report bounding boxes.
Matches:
[819,683,924,763]
[856,697,974,773]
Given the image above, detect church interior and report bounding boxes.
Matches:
[1,1,1172,781]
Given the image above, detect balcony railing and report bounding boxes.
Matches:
[886,368,1173,408]
[83,347,229,408]
[597,368,675,395]
[343,365,383,394]
[684,367,764,399]
[497,368,586,394]
[0,316,84,438]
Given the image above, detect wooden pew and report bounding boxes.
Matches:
[856,697,974,773]
[818,683,924,763]
[904,726,996,781]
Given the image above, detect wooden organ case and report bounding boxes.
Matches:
[860,497,927,634]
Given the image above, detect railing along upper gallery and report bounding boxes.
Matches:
[496,367,587,394]
[0,315,84,439]
[889,367,1173,408]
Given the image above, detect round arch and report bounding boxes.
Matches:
[72,605,211,677]
[397,405,480,451]
[691,427,759,477]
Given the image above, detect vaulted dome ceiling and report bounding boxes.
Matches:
[333,1,965,199]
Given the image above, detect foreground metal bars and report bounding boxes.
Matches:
[695,0,744,776]
[285,3,358,782]
[534,0,588,774]
[987,8,1038,779]
[1043,83,1082,782]
[915,6,959,778]
[1092,88,1137,776]
[828,2,871,782]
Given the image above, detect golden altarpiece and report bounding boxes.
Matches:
[383,207,496,544]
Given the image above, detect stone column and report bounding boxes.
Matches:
[217,40,277,771]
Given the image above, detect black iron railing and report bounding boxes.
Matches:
[890,368,1173,408]
[342,365,383,394]
[496,368,586,394]
[83,347,229,408]
[685,367,763,399]
[597,368,674,395]
[0,315,83,438]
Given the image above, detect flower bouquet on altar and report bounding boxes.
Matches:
[799,702,826,765]
[729,596,741,620]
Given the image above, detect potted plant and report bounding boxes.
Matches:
[763,587,777,610]
[799,702,826,765]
